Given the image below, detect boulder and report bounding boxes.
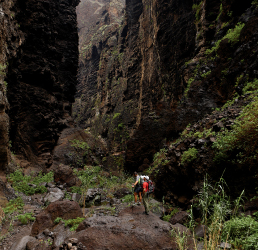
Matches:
[84,188,101,206]
[9,236,36,250]
[54,164,81,187]
[31,200,82,236]
[44,188,64,203]
[220,242,231,249]
[0,178,16,206]
[68,206,176,249]
[26,239,49,250]
[169,211,189,225]
[46,200,83,221]
[113,187,131,199]
[52,221,73,248]
[171,223,191,236]
[71,193,81,203]
[194,224,208,238]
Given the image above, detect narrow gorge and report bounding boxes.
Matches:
[1,0,258,249]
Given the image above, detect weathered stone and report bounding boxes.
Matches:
[169,211,189,225]
[44,188,64,203]
[54,164,81,187]
[71,193,81,203]
[31,200,82,236]
[194,224,208,238]
[220,242,231,249]
[71,206,175,249]
[9,236,36,250]
[113,187,131,199]
[171,223,191,236]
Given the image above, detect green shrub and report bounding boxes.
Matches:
[3,197,24,215]
[163,208,179,222]
[121,194,134,203]
[212,95,258,165]
[192,1,203,21]
[53,217,85,231]
[113,113,121,119]
[64,217,85,231]
[8,170,53,195]
[243,79,258,94]
[54,217,63,224]
[17,213,35,224]
[70,139,91,157]
[181,148,198,165]
[206,22,245,55]
[222,216,258,250]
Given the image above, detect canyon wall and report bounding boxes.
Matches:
[75,0,258,203]
[0,0,79,171]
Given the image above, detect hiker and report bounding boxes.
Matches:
[142,176,150,215]
[132,172,142,204]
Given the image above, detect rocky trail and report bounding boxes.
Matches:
[0,175,186,250]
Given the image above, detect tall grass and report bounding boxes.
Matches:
[184,175,245,250]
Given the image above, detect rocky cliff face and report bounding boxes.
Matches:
[0,0,23,171]
[0,0,80,171]
[75,0,258,202]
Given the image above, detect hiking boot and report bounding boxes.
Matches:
[137,202,141,206]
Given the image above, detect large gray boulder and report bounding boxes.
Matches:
[9,236,36,250]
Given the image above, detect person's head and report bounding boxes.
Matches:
[143,176,149,181]
[133,171,138,177]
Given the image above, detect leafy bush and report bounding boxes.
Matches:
[54,217,63,224]
[206,22,245,55]
[163,208,179,222]
[222,216,258,250]
[121,194,134,203]
[64,217,85,231]
[70,139,91,157]
[17,213,35,224]
[181,148,198,165]
[192,1,203,21]
[153,149,169,168]
[3,197,24,215]
[8,170,53,195]
[53,217,85,231]
[212,95,258,165]
[243,79,258,94]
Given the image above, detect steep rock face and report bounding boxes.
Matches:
[0,0,22,171]
[75,0,197,170]
[4,0,80,169]
[75,0,257,174]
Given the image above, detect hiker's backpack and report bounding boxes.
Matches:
[147,179,154,194]
[138,176,144,186]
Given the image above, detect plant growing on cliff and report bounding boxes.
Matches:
[212,95,258,165]
[0,63,7,76]
[192,1,203,22]
[243,79,258,94]
[206,22,245,55]
[181,148,198,166]
[149,149,169,175]
[113,113,121,119]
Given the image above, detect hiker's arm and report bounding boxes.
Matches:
[132,180,138,187]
